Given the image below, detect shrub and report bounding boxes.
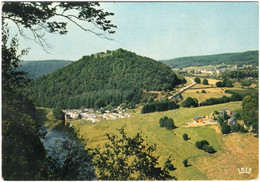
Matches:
[221,123,231,134]
[183,159,188,167]
[194,77,201,83]
[183,133,189,140]
[167,164,175,171]
[203,145,216,153]
[202,78,208,85]
[195,140,216,154]
[201,90,206,93]
[195,140,209,149]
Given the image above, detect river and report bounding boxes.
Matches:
[40,125,96,180]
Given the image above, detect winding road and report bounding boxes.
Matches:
[174,77,196,96]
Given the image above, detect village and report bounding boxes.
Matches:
[173,63,254,75]
[63,107,131,123]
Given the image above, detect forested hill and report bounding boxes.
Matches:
[19,60,73,78]
[160,50,258,68]
[25,49,181,109]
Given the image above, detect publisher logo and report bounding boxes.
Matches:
[238,168,252,174]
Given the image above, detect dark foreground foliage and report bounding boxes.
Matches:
[91,128,177,180]
[47,127,95,180]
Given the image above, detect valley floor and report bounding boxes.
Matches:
[72,101,258,180]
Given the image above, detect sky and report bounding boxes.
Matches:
[11,1,259,61]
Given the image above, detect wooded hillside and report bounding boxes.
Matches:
[25,49,181,108]
[19,60,73,78]
[160,51,258,68]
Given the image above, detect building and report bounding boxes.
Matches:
[193,116,204,123]
[227,117,237,126]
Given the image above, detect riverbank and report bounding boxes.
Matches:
[36,107,65,131]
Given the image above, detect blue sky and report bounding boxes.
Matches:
[15,2,259,61]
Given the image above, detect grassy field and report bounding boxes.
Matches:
[72,101,258,180]
[181,77,253,103]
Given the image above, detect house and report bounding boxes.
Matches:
[193,116,204,123]
[227,117,237,126]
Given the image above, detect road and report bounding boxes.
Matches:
[173,77,196,96]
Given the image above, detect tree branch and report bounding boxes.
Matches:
[55,13,114,40]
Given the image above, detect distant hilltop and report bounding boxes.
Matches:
[159,50,258,68]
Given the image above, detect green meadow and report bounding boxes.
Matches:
[71,101,259,180]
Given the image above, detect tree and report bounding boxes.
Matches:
[2,23,47,180]
[183,159,188,167]
[201,90,206,93]
[216,79,233,87]
[142,100,179,114]
[91,128,177,180]
[230,124,247,133]
[181,97,198,108]
[147,96,154,103]
[182,133,189,141]
[2,2,117,50]
[77,114,82,119]
[2,24,29,94]
[195,140,216,154]
[216,81,224,87]
[202,78,208,85]
[159,117,176,130]
[159,116,168,127]
[221,123,231,134]
[120,103,128,109]
[165,118,177,130]
[195,140,209,149]
[242,92,258,134]
[202,145,216,154]
[52,108,65,121]
[223,79,233,87]
[95,99,105,109]
[223,111,229,120]
[217,116,224,125]
[194,77,201,84]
